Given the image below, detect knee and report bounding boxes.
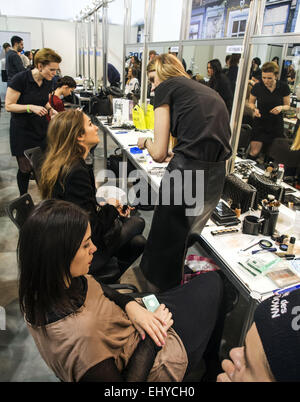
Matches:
[130,216,145,234]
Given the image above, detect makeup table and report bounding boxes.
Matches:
[96,116,300,345]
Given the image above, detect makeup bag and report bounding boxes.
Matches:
[247,172,285,209]
[222,173,257,213]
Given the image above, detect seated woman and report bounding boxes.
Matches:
[18,199,224,382]
[39,109,146,281]
[124,67,140,96]
[48,75,77,114]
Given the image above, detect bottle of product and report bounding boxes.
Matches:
[277,164,285,184]
[287,237,296,254]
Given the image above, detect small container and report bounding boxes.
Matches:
[260,207,279,236]
[276,164,285,185]
[235,203,241,219]
[287,237,296,254]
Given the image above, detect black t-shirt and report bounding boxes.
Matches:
[208,73,233,113]
[154,76,232,162]
[251,80,290,128]
[8,69,52,155]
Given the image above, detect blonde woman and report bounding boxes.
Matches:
[5,48,62,195]
[39,109,146,282]
[137,53,232,292]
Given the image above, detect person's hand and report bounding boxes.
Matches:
[125,302,173,347]
[29,105,48,117]
[137,137,147,150]
[270,105,283,115]
[163,151,174,163]
[254,108,261,118]
[106,198,134,217]
[217,348,244,382]
[49,108,58,119]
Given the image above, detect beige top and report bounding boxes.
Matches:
[27,275,188,382]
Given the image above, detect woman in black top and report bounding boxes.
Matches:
[248,61,290,159]
[137,54,232,292]
[249,57,262,84]
[226,53,241,95]
[18,199,224,381]
[39,109,146,282]
[5,48,62,195]
[207,58,233,114]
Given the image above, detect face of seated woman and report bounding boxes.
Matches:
[70,222,97,279]
[78,113,100,151]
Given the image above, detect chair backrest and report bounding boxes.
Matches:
[268,138,300,168]
[6,193,35,230]
[24,147,44,184]
[238,124,252,151]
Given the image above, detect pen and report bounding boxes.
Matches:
[273,284,300,295]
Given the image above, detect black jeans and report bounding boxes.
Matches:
[157,271,224,378]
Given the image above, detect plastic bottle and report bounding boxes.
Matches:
[277,164,285,184]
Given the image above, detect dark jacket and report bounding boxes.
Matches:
[52,158,121,251]
[208,73,233,114]
[6,49,25,83]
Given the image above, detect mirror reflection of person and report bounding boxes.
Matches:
[207,59,233,114]
[248,61,290,160]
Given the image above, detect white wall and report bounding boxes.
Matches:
[0,0,91,21]
[152,0,183,42]
[0,16,76,77]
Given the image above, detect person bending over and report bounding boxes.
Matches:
[18,199,224,382]
[39,109,146,282]
[48,75,77,115]
[137,54,232,292]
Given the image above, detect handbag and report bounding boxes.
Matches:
[247,172,285,209]
[222,173,257,213]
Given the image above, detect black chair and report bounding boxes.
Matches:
[268,137,300,184]
[6,193,138,290]
[237,124,252,158]
[24,147,44,185]
[5,193,35,230]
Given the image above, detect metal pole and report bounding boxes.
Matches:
[102,1,109,88]
[123,0,132,91]
[178,0,193,60]
[87,18,91,81]
[228,0,262,174]
[140,0,153,112]
[94,11,98,92]
[75,22,78,76]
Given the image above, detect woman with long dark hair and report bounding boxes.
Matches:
[207,58,233,114]
[18,199,224,381]
[39,109,146,281]
[137,54,232,292]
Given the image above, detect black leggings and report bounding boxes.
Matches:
[157,271,224,377]
[90,216,146,279]
[16,156,32,196]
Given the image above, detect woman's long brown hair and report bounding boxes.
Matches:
[39,109,86,199]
